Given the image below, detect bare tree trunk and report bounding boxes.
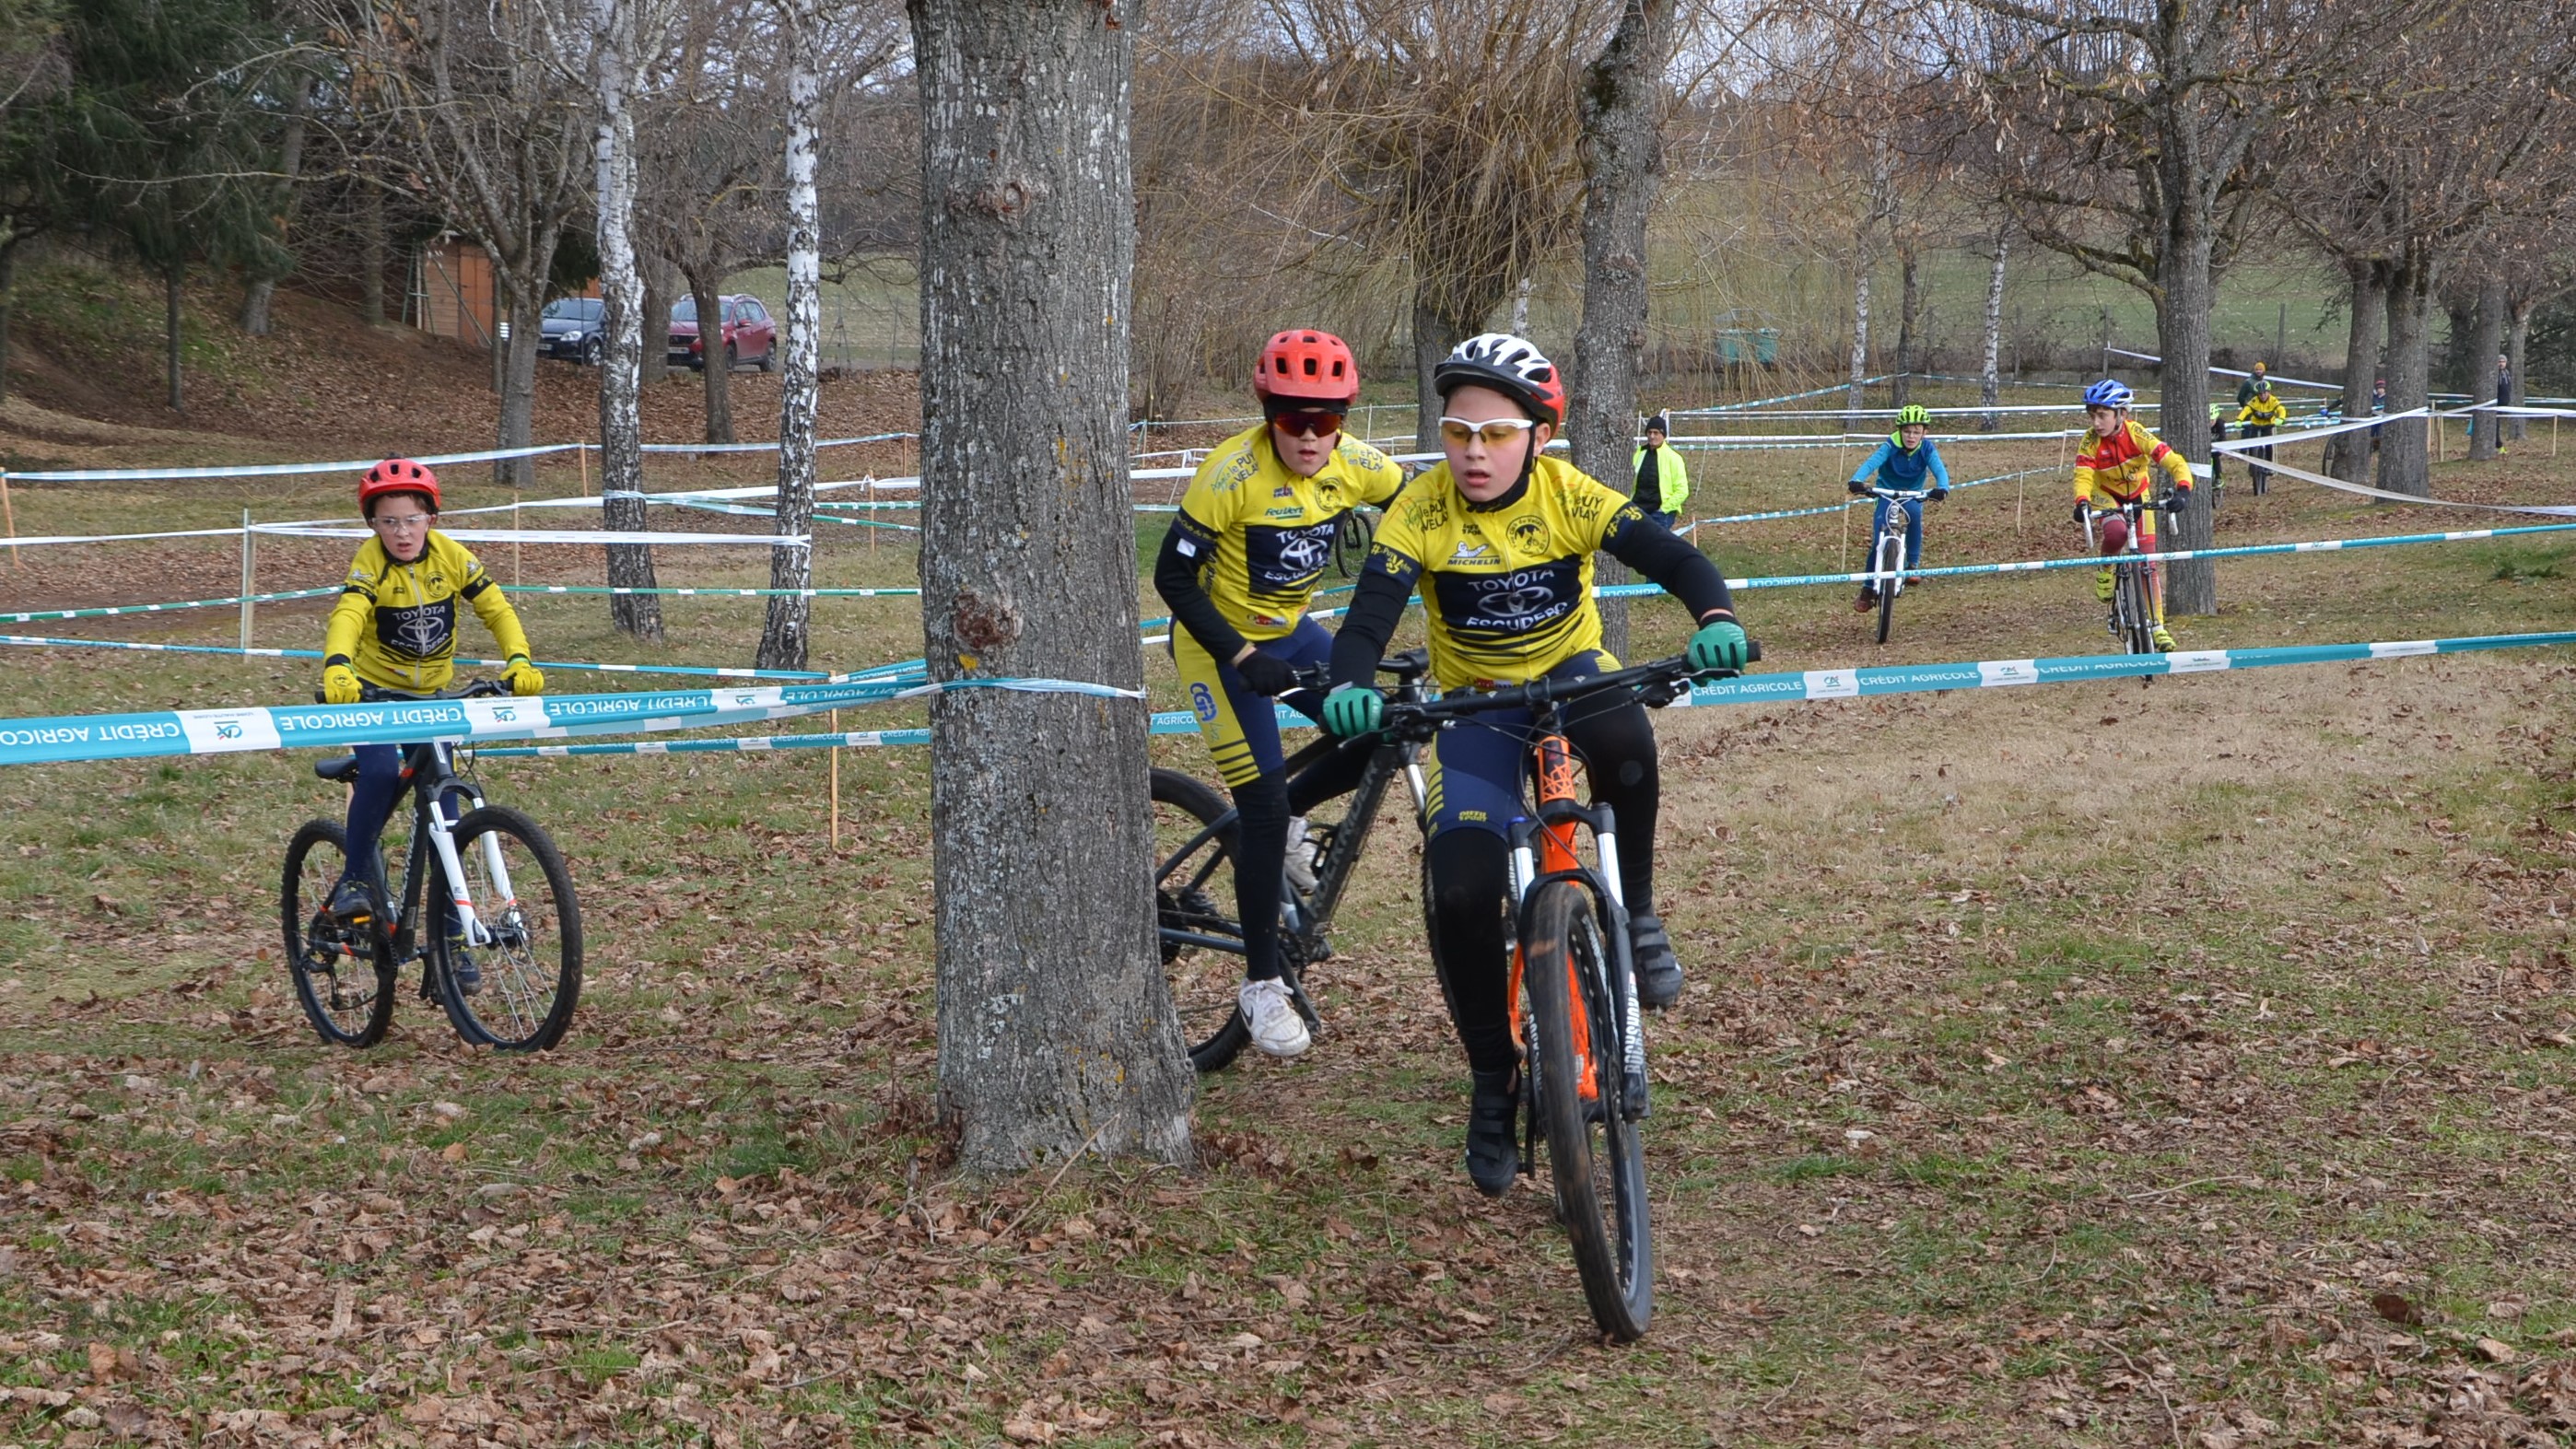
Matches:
[690,273,733,443]
[165,264,185,414]
[2442,296,2476,394]
[1891,241,1919,407]
[2324,258,2386,481]
[1980,226,2006,431]
[2465,275,2504,462]
[494,284,544,487]
[1568,0,1671,665]
[1844,267,1870,426]
[358,181,387,327]
[911,0,1192,1171]
[2377,246,2434,498]
[240,83,314,337]
[0,240,18,406]
[2154,222,2218,616]
[640,249,678,381]
[1508,275,1531,335]
[1411,288,1450,453]
[592,0,663,643]
[757,0,824,672]
[2506,297,2534,442]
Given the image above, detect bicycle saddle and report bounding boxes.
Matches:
[314,755,362,783]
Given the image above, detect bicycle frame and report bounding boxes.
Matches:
[1503,717,1646,1122]
[1861,485,1918,595]
[388,742,510,957]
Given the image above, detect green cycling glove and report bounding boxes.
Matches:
[1687,618,1750,673]
[1321,684,1384,738]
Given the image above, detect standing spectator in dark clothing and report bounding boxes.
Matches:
[2370,378,2387,453]
[1631,412,1689,528]
[2497,354,2514,453]
[2236,360,2269,409]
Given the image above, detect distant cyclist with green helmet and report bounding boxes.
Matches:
[1844,403,1950,613]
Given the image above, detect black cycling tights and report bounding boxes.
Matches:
[1423,690,1663,1074]
[1234,770,1293,983]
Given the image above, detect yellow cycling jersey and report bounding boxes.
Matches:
[323,531,533,694]
[1364,454,1648,690]
[2236,393,2289,427]
[1169,425,1404,640]
[2073,418,2195,505]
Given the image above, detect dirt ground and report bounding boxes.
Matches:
[1,273,2574,1447]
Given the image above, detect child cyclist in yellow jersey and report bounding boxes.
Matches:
[319,459,544,987]
[2071,380,2195,650]
[1153,330,1405,1058]
[1317,333,1751,1195]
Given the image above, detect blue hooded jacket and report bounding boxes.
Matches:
[1848,434,1950,494]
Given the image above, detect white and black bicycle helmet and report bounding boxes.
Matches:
[1434,333,1566,428]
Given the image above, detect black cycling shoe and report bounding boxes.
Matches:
[1630,914,1682,1010]
[327,880,378,927]
[1465,1068,1519,1197]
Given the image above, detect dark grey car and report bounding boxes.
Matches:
[541,297,605,364]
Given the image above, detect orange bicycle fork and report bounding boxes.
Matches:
[1505,731,1651,1125]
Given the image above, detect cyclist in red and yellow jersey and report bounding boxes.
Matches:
[2071,380,2195,650]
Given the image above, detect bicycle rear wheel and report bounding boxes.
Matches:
[1522,880,1653,1340]
[1874,533,1901,645]
[282,820,394,1047]
[1331,508,1375,579]
[1152,768,1254,1072]
[430,806,582,1051]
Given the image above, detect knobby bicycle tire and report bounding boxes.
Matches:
[1152,768,1255,1072]
[1522,880,1654,1340]
[1875,532,1902,646]
[282,819,395,1048]
[429,806,583,1051]
[2116,563,2157,654]
[1331,509,1375,580]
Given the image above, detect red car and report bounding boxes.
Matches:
[667,294,777,372]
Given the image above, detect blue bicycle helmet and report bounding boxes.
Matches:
[2083,379,2135,409]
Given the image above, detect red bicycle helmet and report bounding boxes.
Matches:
[1252,330,1359,406]
[1434,333,1565,428]
[359,458,441,514]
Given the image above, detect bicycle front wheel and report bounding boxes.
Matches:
[1875,534,1901,645]
[282,820,395,1047]
[1152,768,1254,1072]
[2116,564,2157,654]
[430,805,582,1051]
[1522,880,1653,1340]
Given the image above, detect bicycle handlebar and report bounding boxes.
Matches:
[314,679,512,705]
[1377,643,1762,739]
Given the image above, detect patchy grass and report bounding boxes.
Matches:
[0,390,2573,1445]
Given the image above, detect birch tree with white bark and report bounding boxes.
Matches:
[591,0,664,641]
[755,0,825,672]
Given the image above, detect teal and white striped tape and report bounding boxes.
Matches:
[0,633,930,684]
[481,629,2576,761]
[4,587,342,624]
[0,670,1134,767]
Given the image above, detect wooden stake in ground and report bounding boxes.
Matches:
[578,444,591,497]
[2,470,14,572]
[513,488,522,584]
[828,707,841,851]
[239,509,256,650]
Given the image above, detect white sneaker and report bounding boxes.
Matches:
[1238,977,1311,1058]
[1282,816,1318,893]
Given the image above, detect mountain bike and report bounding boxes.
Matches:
[1371,645,1757,1341]
[2079,497,2184,655]
[1152,649,1435,1071]
[1330,506,1376,579]
[1855,485,1928,645]
[281,680,582,1051]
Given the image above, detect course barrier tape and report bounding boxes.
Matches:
[0,669,1134,767]
[0,435,920,484]
[484,628,2576,760]
[1611,519,2576,596]
[2103,348,2343,394]
[1685,465,2056,530]
[248,525,812,546]
[1674,376,1898,414]
[4,587,341,624]
[2209,409,2576,518]
[0,633,860,683]
[504,583,923,598]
